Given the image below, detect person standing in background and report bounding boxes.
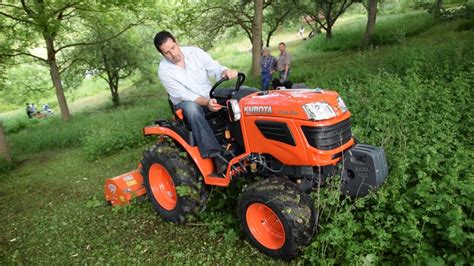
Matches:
[260,47,277,91]
[26,103,33,118]
[277,42,291,82]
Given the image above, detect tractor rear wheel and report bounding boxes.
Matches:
[141,141,208,223]
[238,176,317,260]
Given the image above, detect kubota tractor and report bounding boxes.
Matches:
[104,73,388,260]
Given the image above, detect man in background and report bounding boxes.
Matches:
[26,103,33,118]
[260,47,277,91]
[277,42,291,82]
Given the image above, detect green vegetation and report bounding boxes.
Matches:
[1,9,473,265]
[305,11,435,51]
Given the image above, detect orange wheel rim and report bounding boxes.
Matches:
[149,164,177,211]
[246,203,285,249]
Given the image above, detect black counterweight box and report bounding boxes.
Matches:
[341,144,388,197]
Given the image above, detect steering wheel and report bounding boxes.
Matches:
[209,72,246,99]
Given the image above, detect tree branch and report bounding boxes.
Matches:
[304,15,317,32]
[58,57,90,74]
[0,51,48,64]
[20,0,34,15]
[0,10,32,24]
[0,3,24,10]
[263,0,273,9]
[55,20,143,53]
[265,9,291,46]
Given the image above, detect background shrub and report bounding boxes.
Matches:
[302,44,473,265]
[0,157,14,175]
[304,12,434,52]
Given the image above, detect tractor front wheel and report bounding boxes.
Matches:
[238,176,317,260]
[141,141,208,223]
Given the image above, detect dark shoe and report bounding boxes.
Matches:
[211,149,237,177]
[213,157,227,177]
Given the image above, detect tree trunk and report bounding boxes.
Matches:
[265,33,272,48]
[363,0,377,46]
[111,89,120,106]
[434,0,443,20]
[110,75,120,107]
[0,122,12,163]
[326,25,332,39]
[251,0,264,77]
[325,10,333,39]
[44,35,71,121]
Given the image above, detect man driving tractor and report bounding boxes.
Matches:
[153,31,238,176]
[105,30,388,260]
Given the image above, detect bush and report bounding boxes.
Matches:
[0,157,14,174]
[455,18,474,31]
[8,115,91,156]
[304,12,434,52]
[81,99,169,160]
[6,93,170,158]
[302,53,473,264]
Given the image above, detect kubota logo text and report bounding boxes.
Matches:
[244,105,272,114]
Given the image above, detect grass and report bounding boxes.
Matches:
[0,147,269,264]
[291,16,473,89]
[1,10,473,264]
[304,11,435,52]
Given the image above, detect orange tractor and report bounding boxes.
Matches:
[104,73,388,260]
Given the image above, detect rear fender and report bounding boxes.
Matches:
[143,125,231,187]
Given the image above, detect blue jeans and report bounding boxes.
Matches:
[175,101,222,158]
[261,70,272,90]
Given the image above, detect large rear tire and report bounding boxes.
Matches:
[238,176,317,260]
[141,141,208,223]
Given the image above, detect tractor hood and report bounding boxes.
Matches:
[239,89,348,121]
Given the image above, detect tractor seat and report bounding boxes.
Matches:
[167,98,220,122]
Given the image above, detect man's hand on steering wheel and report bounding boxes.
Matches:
[207,98,223,112]
[221,69,238,80]
[209,71,245,100]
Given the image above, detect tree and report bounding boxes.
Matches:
[251,0,264,76]
[179,0,295,77]
[363,0,377,46]
[302,0,356,39]
[0,122,11,163]
[434,0,443,20]
[263,2,294,47]
[1,64,52,106]
[67,28,144,106]
[0,1,144,120]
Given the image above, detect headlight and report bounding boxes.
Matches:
[228,99,241,121]
[337,96,348,113]
[302,102,336,121]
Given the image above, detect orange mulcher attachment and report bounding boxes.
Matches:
[104,168,146,206]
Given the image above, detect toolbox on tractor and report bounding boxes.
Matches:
[104,73,388,260]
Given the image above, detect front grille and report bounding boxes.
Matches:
[302,118,352,150]
[255,120,296,146]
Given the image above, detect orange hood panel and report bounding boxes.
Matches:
[240,89,346,121]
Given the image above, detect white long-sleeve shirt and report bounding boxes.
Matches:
[158,46,227,105]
